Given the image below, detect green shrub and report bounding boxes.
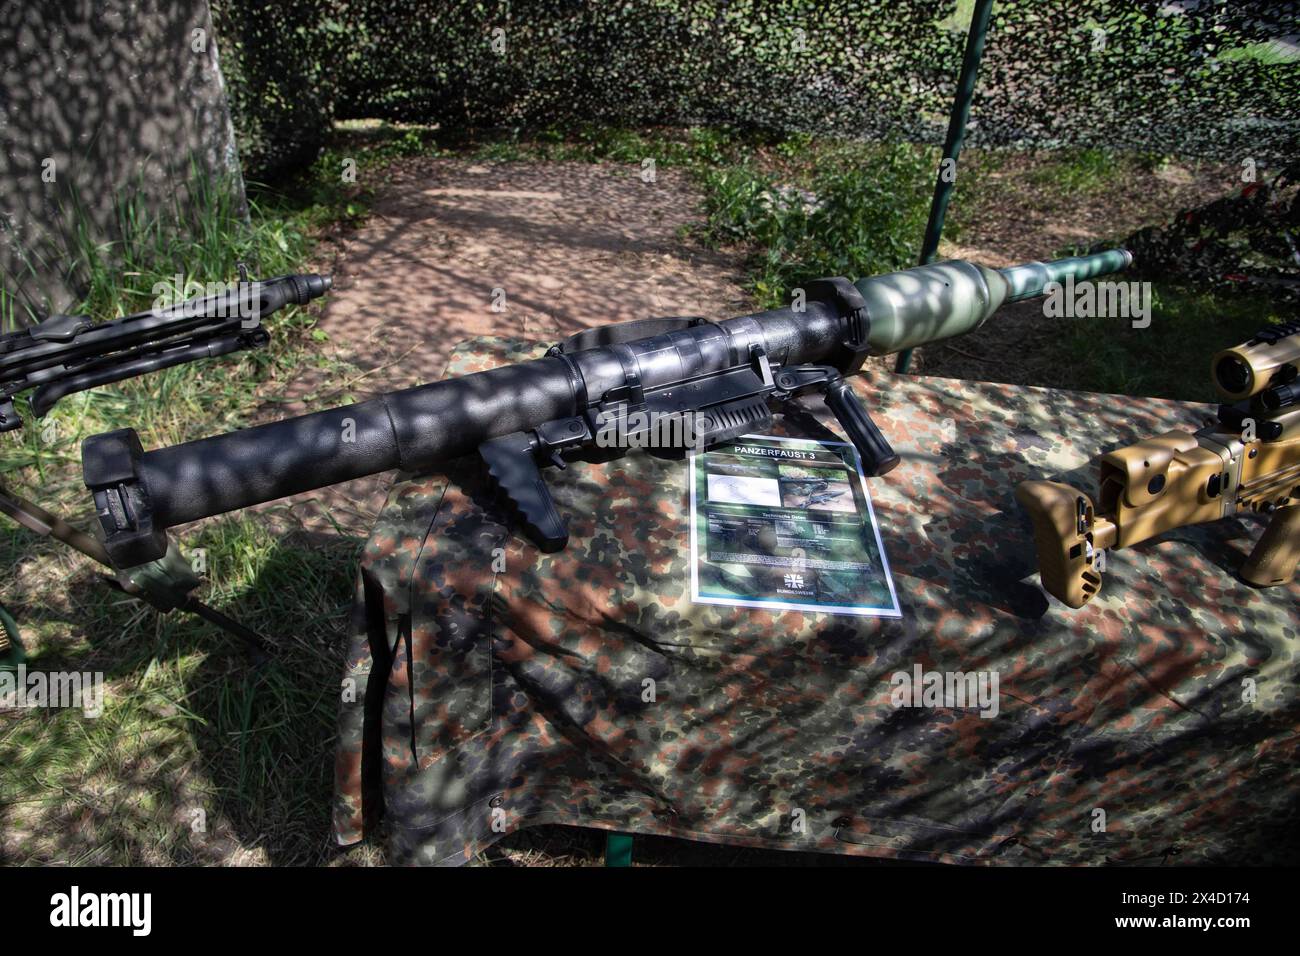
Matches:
[702,144,933,306]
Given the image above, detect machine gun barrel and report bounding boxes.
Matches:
[83,251,1130,568]
[0,273,331,431]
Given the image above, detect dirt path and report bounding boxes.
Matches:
[307,158,749,391]
[273,158,751,534]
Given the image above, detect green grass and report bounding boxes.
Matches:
[0,124,485,864]
[0,162,366,865]
[0,514,356,864]
[1026,147,1121,196]
[1046,284,1289,401]
[4,163,309,325]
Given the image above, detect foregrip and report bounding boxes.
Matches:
[1240,504,1300,587]
[823,377,900,475]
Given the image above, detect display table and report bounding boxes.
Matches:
[333,337,1299,866]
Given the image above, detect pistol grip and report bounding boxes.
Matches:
[1240,504,1300,588]
[1015,480,1108,608]
[480,434,569,553]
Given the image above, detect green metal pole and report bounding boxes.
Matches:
[895,0,995,375]
[604,833,634,867]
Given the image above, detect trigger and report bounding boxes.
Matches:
[480,433,569,552]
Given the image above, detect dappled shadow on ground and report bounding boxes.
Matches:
[0,526,358,866]
[280,158,749,404]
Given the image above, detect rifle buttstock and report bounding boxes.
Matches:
[1015,480,1114,608]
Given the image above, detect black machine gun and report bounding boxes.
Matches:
[0,271,331,657]
[1,271,331,431]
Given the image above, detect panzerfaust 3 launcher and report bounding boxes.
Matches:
[78,251,1132,569]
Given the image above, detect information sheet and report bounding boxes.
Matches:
[688,434,901,617]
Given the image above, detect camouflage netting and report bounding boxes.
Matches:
[208,0,1299,181]
[1122,157,1300,302]
[208,0,346,180]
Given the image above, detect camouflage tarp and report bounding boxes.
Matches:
[334,337,1300,866]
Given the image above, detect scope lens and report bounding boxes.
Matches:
[1215,356,1251,395]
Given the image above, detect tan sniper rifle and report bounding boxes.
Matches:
[1018,321,1300,607]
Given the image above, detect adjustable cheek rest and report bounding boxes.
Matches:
[1099,432,1197,508]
